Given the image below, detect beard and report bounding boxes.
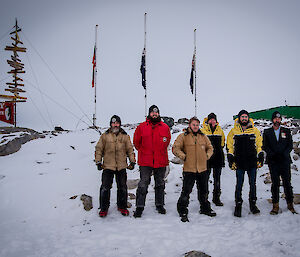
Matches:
[148,115,161,123]
[240,120,249,126]
[111,127,120,134]
[273,121,280,127]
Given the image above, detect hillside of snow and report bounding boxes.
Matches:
[0,120,300,257]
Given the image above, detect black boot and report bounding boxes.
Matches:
[200,202,216,217]
[180,213,189,222]
[213,193,224,207]
[133,207,144,218]
[249,200,260,215]
[156,205,166,214]
[234,202,242,217]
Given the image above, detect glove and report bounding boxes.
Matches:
[96,162,103,171]
[257,152,264,168]
[127,162,136,170]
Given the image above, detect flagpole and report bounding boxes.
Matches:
[93,25,98,127]
[144,13,147,118]
[194,29,197,117]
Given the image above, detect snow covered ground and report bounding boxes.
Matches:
[0,122,299,257]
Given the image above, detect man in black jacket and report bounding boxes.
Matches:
[263,111,297,215]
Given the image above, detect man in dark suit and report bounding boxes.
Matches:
[263,111,297,215]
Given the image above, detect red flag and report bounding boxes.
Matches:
[92,45,96,88]
[0,102,15,125]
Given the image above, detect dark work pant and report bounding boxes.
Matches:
[235,168,257,204]
[269,163,294,204]
[99,169,127,210]
[136,166,166,208]
[208,167,222,197]
[177,171,211,215]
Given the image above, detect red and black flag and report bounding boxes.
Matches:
[92,45,96,88]
[140,48,146,89]
[190,51,195,94]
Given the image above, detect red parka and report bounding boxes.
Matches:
[133,118,171,168]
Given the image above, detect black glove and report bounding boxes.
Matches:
[227,154,235,169]
[257,152,264,164]
[127,162,136,170]
[97,163,103,171]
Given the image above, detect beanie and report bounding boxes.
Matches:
[110,115,121,126]
[207,112,217,122]
[238,110,249,118]
[272,111,281,121]
[148,105,160,115]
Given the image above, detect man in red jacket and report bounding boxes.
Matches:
[133,105,171,217]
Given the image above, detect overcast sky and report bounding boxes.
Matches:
[1,0,299,130]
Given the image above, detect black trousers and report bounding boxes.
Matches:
[99,169,127,211]
[208,167,222,197]
[177,171,211,215]
[136,166,166,208]
[269,163,294,204]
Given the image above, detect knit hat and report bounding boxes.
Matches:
[148,105,160,115]
[110,115,121,126]
[272,111,281,121]
[238,110,249,118]
[207,112,217,122]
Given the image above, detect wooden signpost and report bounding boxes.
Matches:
[0,19,27,126]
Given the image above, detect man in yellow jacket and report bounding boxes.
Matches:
[173,117,215,222]
[95,115,136,217]
[226,110,264,217]
[201,113,225,206]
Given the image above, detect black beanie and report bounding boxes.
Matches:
[238,110,249,118]
[148,105,160,115]
[272,111,281,121]
[207,112,217,122]
[110,115,121,126]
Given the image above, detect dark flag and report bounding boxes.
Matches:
[190,52,195,94]
[92,45,96,88]
[140,48,146,89]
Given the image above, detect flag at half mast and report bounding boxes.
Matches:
[140,47,146,89]
[190,49,195,94]
[92,45,96,88]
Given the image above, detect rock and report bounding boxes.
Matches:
[161,116,174,128]
[293,155,299,161]
[172,127,181,134]
[70,195,78,200]
[80,194,93,211]
[178,118,189,124]
[264,173,272,184]
[70,145,76,150]
[281,193,300,204]
[291,164,298,171]
[267,199,272,204]
[128,193,136,200]
[291,127,300,135]
[127,201,132,208]
[294,148,300,157]
[0,175,5,180]
[0,127,45,156]
[293,142,300,149]
[54,126,64,131]
[184,250,211,257]
[127,179,140,190]
[171,156,184,165]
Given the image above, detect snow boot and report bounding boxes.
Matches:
[249,200,260,215]
[234,202,242,217]
[287,202,298,214]
[118,208,129,216]
[270,203,279,215]
[156,205,166,214]
[133,207,144,218]
[180,213,189,222]
[99,209,108,217]
[200,203,217,217]
[213,194,224,207]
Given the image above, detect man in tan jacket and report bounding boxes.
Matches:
[172,117,215,222]
[95,115,136,217]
